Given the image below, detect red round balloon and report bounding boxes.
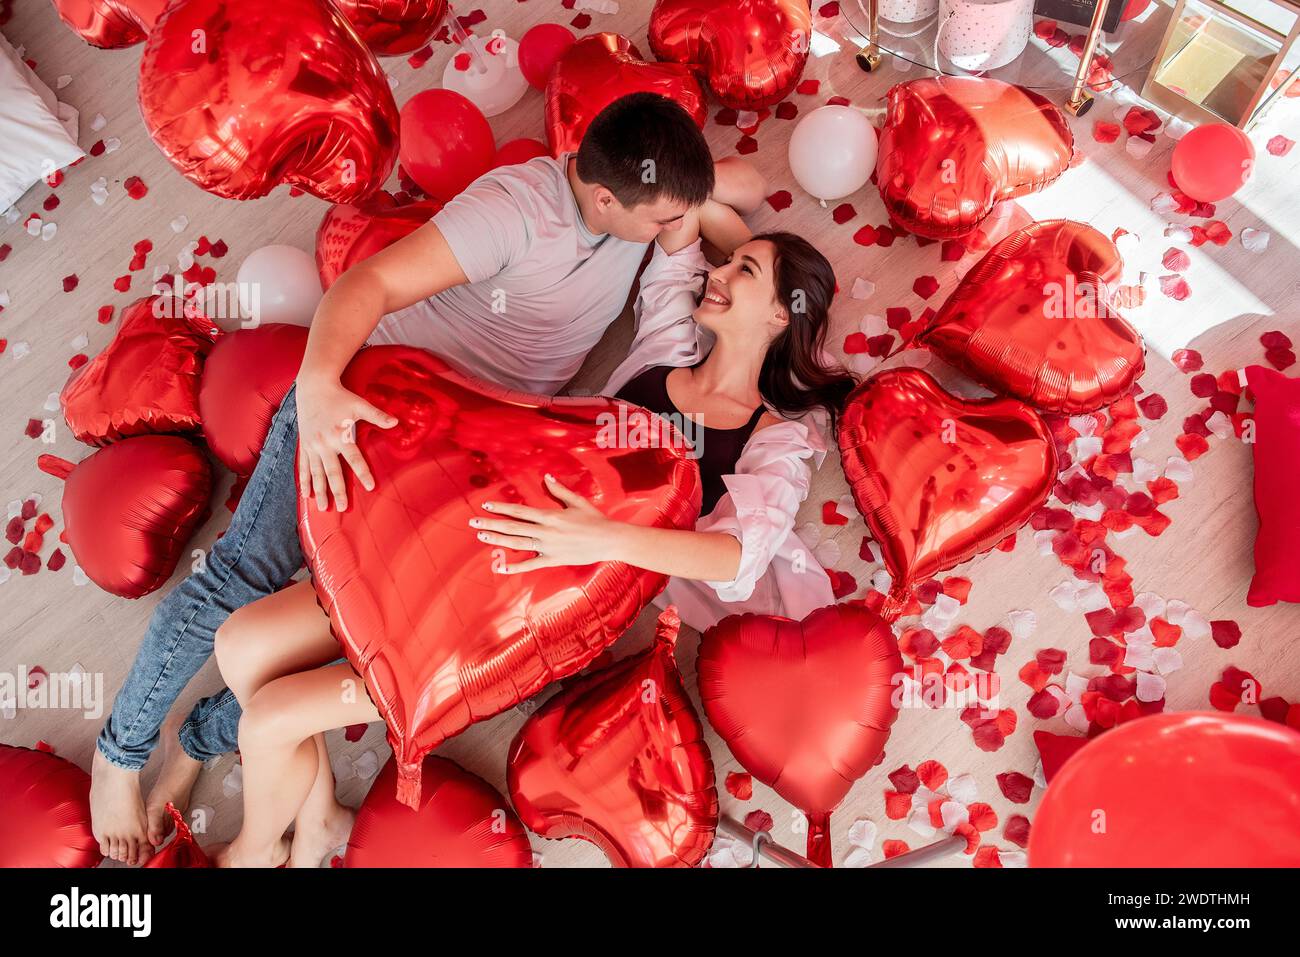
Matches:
[50,0,164,48]
[876,77,1075,239]
[648,0,812,110]
[0,746,101,868]
[398,89,496,202]
[838,368,1057,614]
[199,323,309,475]
[493,138,551,169]
[315,192,440,290]
[143,803,212,868]
[61,295,218,447]
[39,436,212,599]
[517,22,576,90]
[545,33,708,156]
[508,607,718,868]
[1171,123,1255,203]
[346,756,532,867]
[139,0,400,202]
[1030,713,1300,867]
[697,603,902,867]
[920,220,1146,413]
[333,0,447,57]
[298,347,701,807]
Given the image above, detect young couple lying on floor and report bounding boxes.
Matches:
[90,91,856,867]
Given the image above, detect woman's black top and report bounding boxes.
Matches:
[615,365,764,515]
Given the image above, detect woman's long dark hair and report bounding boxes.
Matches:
[752,231,856,429]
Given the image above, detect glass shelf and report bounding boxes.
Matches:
[841,0,1175,94]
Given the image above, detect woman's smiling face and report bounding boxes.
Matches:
[693,238,788,341]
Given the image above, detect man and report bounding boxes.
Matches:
[91,92,762,864]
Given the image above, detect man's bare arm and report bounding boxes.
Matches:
[295,220,470,513]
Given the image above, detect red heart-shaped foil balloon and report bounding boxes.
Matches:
[143,803,212,868]
[838,368,1057,613]
[61,296,218,447]
[138,0,400,202]
[333,0,447,57]
[39,437,212,599]
[199,323,308,475]
[545,32,708,156]
[648,0,812,110]
[697,603,902,867]
[919,220,1146,414]
[51,0,164,48]
[346,756,533,867]
[0,745,101,868]
[315,192,441,290]
[507,607,718,868]
[876,77,1074,239]
[299,347,701,807]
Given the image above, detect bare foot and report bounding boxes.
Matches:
[210,834,291,869]
[90,750,152,865]
[144,711,203,846]
[288,803,356,868]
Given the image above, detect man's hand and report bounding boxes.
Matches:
[295,376,397,512]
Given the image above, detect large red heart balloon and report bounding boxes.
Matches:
[920,220,1146,414]
[0,745,101,868]
[648,0,812,110]
[51,0,164,48]
[876,77,1074,240]
[61,295,218,447]
[198,323,308,475]
[697,603,902,867]
[346,755,533,867]
[315,192,441,290]
[299,347,701,807]
[1030,713,1300,867]
[838,368,1057,615]
[138,0,400,202]
[39,436,212,598]
[507,607,718,867]
[143,803,212,868]
[545,32,708,156]
[334,0,447,57]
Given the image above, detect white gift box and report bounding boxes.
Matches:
[937,0,1034,71]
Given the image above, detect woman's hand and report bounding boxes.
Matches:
[472,474,620,574]
[295,375,397,512]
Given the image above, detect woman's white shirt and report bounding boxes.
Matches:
[601,240,836,633]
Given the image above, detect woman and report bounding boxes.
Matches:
[208,196,852,868]
[473,211,854,632]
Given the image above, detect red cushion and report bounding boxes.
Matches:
[1246,365,1300,606]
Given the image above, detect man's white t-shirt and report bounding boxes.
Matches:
[368,153,650,396]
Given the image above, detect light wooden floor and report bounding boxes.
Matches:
[2,0,1298,868]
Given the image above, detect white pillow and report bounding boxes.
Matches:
[0,31,85,212]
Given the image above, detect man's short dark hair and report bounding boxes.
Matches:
[575,92,714,209]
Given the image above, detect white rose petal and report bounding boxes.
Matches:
[851,277,876,300]
[847,816,878,850]
[1241,227,1269,252]
[946,772,979,805]
[940,801,969,831]
[1136,670,1166,702]
[1153,646,1183,675]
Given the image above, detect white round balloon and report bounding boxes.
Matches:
[442,32,529,118]
[787,105,879,202]
[235,244,323,329]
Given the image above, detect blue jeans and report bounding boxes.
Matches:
[96,386,303,770]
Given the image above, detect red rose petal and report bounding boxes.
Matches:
[725,771,753,800]
[913,275,940,299]
[766,190,792,211]
[996,772,1034,804]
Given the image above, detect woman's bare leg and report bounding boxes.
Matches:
[214,662,379,868]
[212,581,370,867]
